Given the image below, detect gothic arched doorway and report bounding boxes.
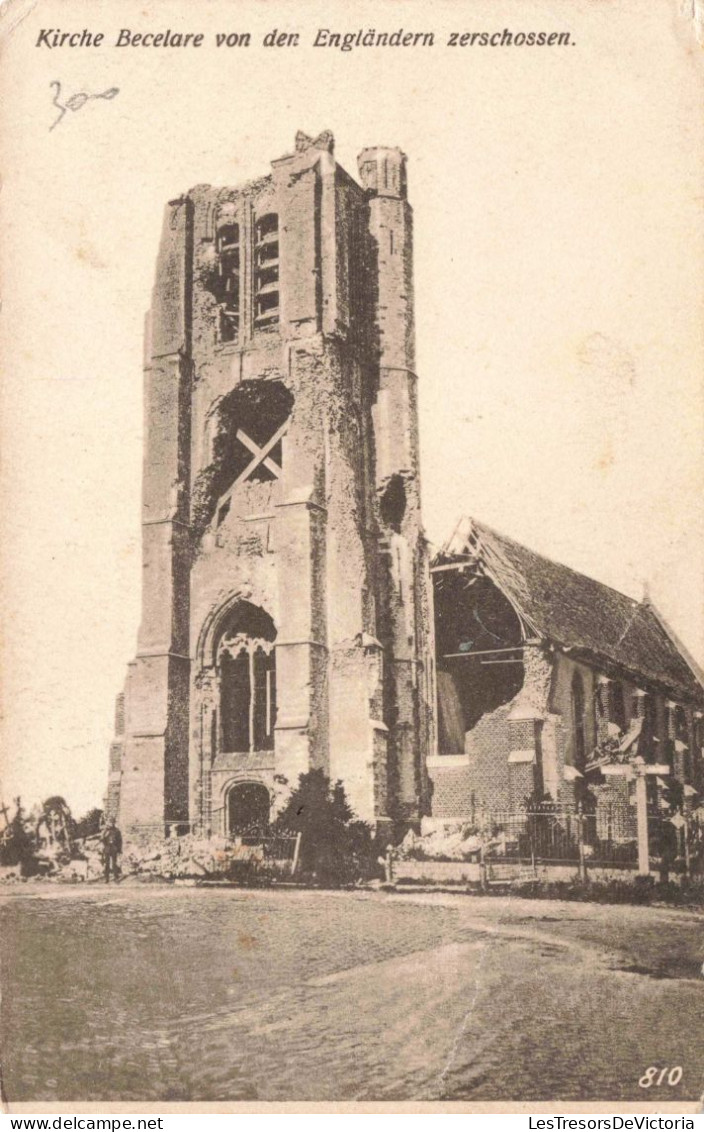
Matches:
[227,781,271,839]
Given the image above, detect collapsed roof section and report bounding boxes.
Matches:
[432,517,704,707]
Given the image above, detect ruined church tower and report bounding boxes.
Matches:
[107,131,434,839]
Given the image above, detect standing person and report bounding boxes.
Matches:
[101,817,123,883]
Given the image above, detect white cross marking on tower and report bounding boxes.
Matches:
[213,419,290,524]
[234,421,288,484]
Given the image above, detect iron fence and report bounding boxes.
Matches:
[479,804,639,868]
[225,832,301,871]
[477,803,704,874]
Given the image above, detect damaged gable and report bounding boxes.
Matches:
[436,517,704,707]
[428,517,704,821]
[434,565,525,753]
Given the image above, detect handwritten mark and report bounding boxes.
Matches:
[49,80,119,131]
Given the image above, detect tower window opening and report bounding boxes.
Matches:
[215,222,240,343]
[217,603,277,754]
[254,213,279,329]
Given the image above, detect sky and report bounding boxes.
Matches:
[1,0,702,815]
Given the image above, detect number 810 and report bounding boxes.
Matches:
[639,1067,682,1088]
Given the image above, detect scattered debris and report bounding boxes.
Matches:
[398,824,482,862]
[0,796,104,882]
[118,832,303,882]
[0,795,301,885]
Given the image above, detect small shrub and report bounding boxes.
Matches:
[74,807,104,840]
[273,770,376,886]
[1,809,35,871]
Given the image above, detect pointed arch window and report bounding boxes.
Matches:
[254,213,279,328]
[642,692,659,760]
[220,636,276,752]
[610,681,627,733]
[694,713,704,781]
[672,704,690,781]
[571,671,587,770]
[215,603,277,754]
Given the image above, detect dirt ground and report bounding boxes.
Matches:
[2,884,703,1104]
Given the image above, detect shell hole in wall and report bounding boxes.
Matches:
[192,380,294,538]
[379,474,407,532]
[434,569,525,754]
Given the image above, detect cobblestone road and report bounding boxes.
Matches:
[2,885,703,1103]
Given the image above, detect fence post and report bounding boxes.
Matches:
[384,844,395,885]
[477,807,488,890]
[633,759,650,876]
[479,840,487,891]
[683,813,690,878]
[577,801,587,883]
[291,831,302,877]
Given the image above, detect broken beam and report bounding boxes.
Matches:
[430,561,477,573]
[442,647,523,659]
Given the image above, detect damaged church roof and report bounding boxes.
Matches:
[434,517,704,706]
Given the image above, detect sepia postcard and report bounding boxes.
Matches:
[1,0,703,1114]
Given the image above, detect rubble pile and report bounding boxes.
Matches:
[122,834,231,879]
[0,795,108,882]
[45,851,101,882]
[398,824,482,862]
[73,840,105,880]
[0,841,104,883]
[121,834,282,881]
[0,788,299,883]
[0,865,23,884]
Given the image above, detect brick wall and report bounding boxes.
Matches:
[430,701,536,819]
[109,741,123,774]
[466,704,513,810]
[430,765,474,820]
